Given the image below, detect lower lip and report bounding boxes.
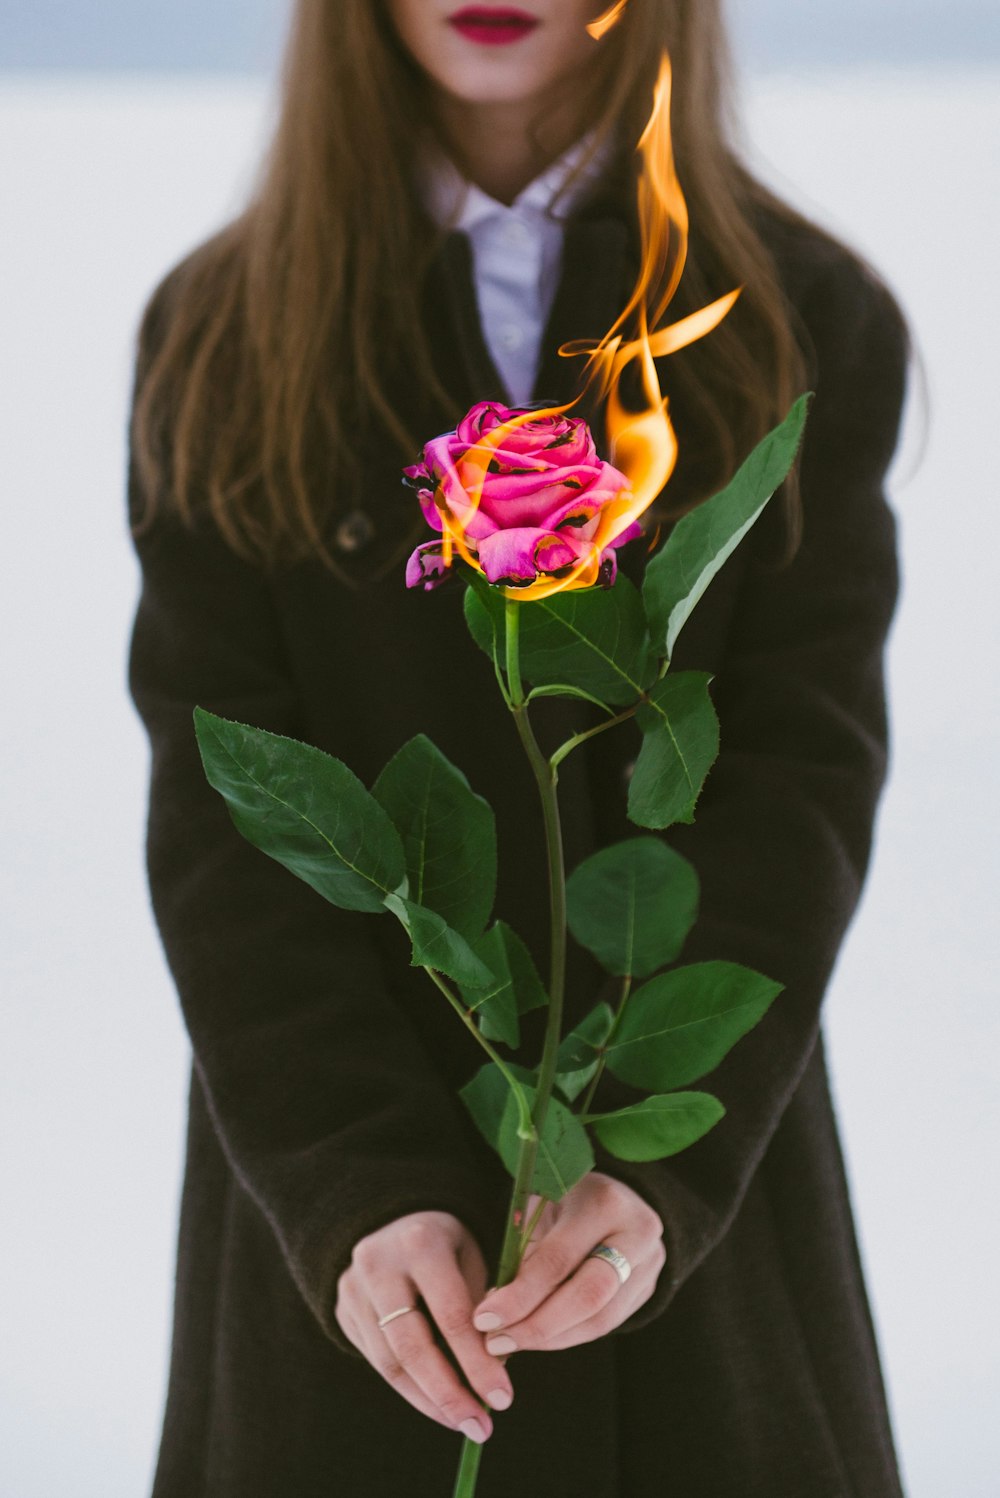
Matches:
[449,18,539,46]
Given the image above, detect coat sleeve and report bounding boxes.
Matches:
[591,256,909,1334]
[126,281,508,1358]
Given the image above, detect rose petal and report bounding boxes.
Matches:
[538,416,596,466]
[417,488,443,532]
[456,401,517,447]
[405,540,452,591]
[437,473,496,540]
[597,548,619,587]
[608,519,644,549]
[423,439,496,541]
[472,468,610,530]
[405,402,637,593]
[477,528,575,585]
[534,531,588,574]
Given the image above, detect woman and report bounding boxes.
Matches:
[128,2,909,1493]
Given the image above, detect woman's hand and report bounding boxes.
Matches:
[472,1172,666,1355]
[334,1211,514,1445]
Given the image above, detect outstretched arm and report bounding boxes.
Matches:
[127,280,509,1364]
[468,256,909,1346]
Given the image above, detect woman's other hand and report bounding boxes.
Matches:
[471,1173,666,1354]
[334,1211,514,1445]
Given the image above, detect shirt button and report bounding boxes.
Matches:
[333,508,375,553]
[498,325,524,351]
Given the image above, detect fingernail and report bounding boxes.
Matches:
[486,1335,518,1356]
[460,1418,488,1444]
[488,1387,513,1411]
[474,1311,503,1331]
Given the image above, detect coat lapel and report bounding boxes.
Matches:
[423,214,635,420]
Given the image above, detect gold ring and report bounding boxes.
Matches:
[376,1305,418,1330]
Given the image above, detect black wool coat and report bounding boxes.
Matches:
[128,194,909,1497]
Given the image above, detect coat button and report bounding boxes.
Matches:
[334,509,375,553]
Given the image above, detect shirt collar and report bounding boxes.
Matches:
[421,132,612,234]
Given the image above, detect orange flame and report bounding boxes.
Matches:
[435,54,740,603]
[586,0,630,40]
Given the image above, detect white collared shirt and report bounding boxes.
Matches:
[422,138,608,405]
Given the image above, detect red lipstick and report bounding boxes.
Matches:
[448,6,540,46]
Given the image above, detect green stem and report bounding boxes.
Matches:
[495,598,570,1275]
[451,1433,483,1498]
[577,974,632,1118]
[453,598,572,1498]
[423,968,536,1141]
[520,1193,548,1249]
[490,648,513,709]
[549,703,639,772]
[504,596,524,706]
[495,1123,542,1286]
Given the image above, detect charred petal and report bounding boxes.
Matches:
[495,574,537,589]
[487,459,538,475]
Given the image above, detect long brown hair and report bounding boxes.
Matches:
[130,0,870,572]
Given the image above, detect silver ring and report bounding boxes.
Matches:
[376,1305,418,1330]
[587,1243,632,1286]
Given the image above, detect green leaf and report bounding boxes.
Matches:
[459,925,520,1048]
[466,573,656,707]
[566,838,699,977]
[458,921,549,1049]
[627,673,720,830]
[605,961,783,1092]
[460,1060,536,1151]
[554,1002,615,1103]
[460,1062,594,1200]
[589,1092,724,1161]
[373,735,496,942]
[463,581,503,673]
[643,395,811,661]
[194,708,404,914]
[384,894,493,990]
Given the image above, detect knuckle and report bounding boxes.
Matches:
[376,1354,406,1383]
[398,1217,438,1255]
[589,1172,620,1209]
[639,1201,664,1239]
[352,1235,381,1274]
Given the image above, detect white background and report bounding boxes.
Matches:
[1,62,997,1497]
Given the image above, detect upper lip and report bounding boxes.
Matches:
[448,7,540,23]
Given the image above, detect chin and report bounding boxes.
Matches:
[435,57,550,99]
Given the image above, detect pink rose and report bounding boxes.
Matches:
[404,401,642,597]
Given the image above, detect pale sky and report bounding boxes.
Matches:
[1,60,998,1498]
[1,0,999,72]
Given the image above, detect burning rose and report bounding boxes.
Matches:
[404,402,642,595]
